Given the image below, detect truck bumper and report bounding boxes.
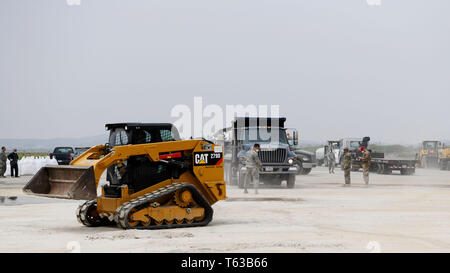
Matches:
[240,166,297,175]
[57,160,72,165]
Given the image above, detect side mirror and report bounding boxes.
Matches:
[49,153,53,159]
[293,130,299,146]
[286,128,299,146]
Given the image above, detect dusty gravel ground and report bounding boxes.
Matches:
[1,167,450,253]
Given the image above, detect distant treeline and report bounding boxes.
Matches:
[299,144,420,159]
[17,152,50,160]
[369,144,419,158]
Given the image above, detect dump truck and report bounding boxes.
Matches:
[226,117,299,188]
[23,123,226,229]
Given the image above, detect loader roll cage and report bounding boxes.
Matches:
[106,123,181,147]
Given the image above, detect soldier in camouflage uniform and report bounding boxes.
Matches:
[0,147,7,178]
[359,146,371,184]
[343,147,352,185]
[244,143,262,194]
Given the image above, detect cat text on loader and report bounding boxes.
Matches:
[23,123,226,229]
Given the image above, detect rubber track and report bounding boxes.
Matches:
[113,182,214,230]
[77,199,113,227]
[76,199,100,227]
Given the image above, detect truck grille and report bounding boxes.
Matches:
[258,149,287,163]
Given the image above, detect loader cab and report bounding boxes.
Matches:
[104,123,183,197]
[422,141,439,153]
[106,123,181,147]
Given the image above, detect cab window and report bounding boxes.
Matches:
[109,128,129,147]
[160,129,175,142]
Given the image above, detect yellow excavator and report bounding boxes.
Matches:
[23,123,226,229]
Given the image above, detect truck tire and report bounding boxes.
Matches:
[295,162,303,175]
[439,160,447,171]
[401,169,413,175]
[375,163,382,174]
[286,174,295,189]
[301,168,312,175]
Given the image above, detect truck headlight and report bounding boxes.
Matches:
[288,159,294,165]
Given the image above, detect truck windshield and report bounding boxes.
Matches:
[75,148,89,154]
[330,144,339,150]
[240,128,288,144]
[349,141,362,148]
[54,147,74,153]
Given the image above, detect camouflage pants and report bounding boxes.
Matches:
[362,163,370,184]
[244,167,259,193]
[344,168,351,184]
[0,164,5,177]
[328,161,335,173]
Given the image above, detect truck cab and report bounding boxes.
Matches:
[324,140,340,166]
[337,137,367,166]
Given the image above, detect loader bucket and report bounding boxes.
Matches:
[23,165,97,200]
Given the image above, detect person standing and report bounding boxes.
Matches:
[327,147,336,174]
[359,146,371,184]
[244,143,262,194]
[7,149,19,178]
[0,147,7,178]
[343,147,352,185]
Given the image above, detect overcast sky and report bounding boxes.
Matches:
[0,0,449,144]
